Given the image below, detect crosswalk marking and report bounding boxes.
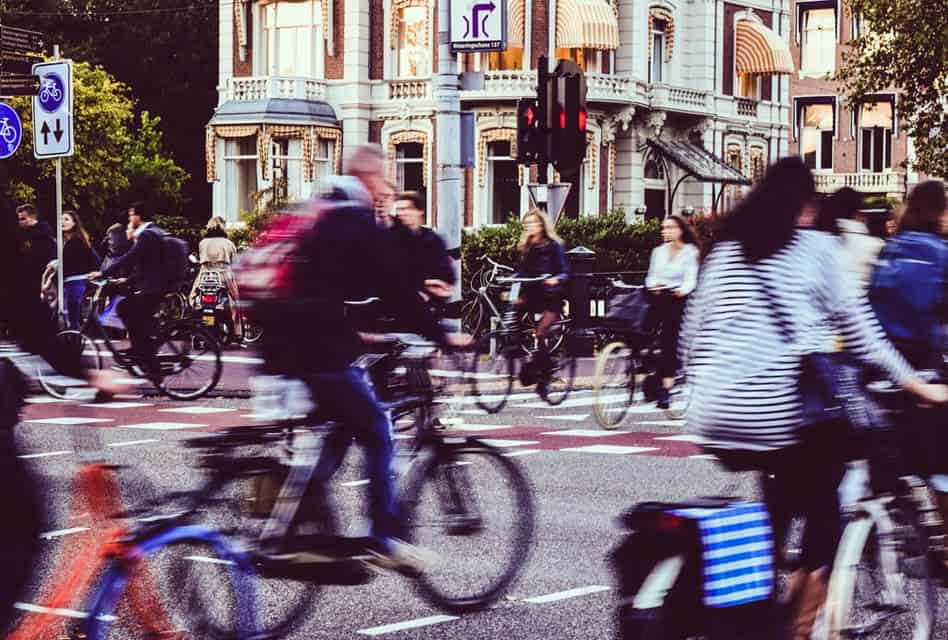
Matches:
[559,445,659,455]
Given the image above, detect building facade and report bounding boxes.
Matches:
[208,0,797,226]
[788,0,917,200]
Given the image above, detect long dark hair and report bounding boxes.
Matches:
[815,186,863,235]
[718,156,815,262]
[63,210,92,248]
[899,180,946,235]
[665,215,701,251]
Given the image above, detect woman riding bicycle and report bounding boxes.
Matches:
[515,209,568,383]
[191,216,241,339]
[680,157,948,640]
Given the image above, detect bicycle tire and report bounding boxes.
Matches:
[519,314,567,355]
[593,341,635,429]
[38,330,103,399]
[825,501,936,640]
[540,340,577,406]
[82,526,258,640]
[460,299,485,340]
[471,331,514,414]
[156,323,223,400]
[401,439,535,612]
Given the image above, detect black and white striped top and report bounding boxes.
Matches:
[679,230,915,451]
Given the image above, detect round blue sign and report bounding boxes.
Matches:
[38,73,65,114]
[0,103,23,159]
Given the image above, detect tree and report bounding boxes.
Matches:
[0,60,188,238]
[840,0,948,176]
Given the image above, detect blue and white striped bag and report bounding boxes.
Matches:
[672,502,774,608]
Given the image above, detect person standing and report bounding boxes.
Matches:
[16,204,55,297]
[61,211,101,329]
[645,215,700,408]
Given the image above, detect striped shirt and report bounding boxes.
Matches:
[679,230,914,451]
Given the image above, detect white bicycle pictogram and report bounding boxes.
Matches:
[39,78,62,104]
[0,118,18,145]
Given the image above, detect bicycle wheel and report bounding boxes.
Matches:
[401,439,535,612]
[37,330,103,399]
[593,341,635,429]
[155,323,222,400]
[519,314,567,355]
[460,299,485,339]
[826,502,936,640]
[540,339,577,406]
[471,331,514,414]
[83,527,256,640]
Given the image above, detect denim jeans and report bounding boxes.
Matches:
[64,279,87,330]
[304,367,399,541]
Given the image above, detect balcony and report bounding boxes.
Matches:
[735,97,758,118]
[460,70,535,100]
[814,172,905,194]
[388,79,430,101]
[220,76,328,103]
[648,84,711,114]
[586,73,646,105]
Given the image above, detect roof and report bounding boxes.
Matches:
[647,139,751,185]
[208,98,338,126]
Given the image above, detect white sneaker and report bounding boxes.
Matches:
[366,539,436,573]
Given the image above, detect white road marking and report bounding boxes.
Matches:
[478,439,540,448]
[502,449,541,458]
[341,479,370,487]
[185,555,235,566]
[688,454,718,461]
[456,409,491,415]
[159,407,236,415]
[119,422,208,431]
[520,394,627,409]
[14,602,117,622]
[108,439,160,448]
[27,417,113,425]
[25,396,68,404]
[81,402,153,409]
[357,615,459,636]
[559,445,659,455]
[115,378,149,386]
[19,450,73,459]
[448,424,513,432]
[543,414,590,422]
[523,585,611,604]
[40,527,90,539]
[541,429,622,438]
[654,434,705,443]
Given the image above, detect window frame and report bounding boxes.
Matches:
[394,141,425,192]
[223,136,260,217]
[857,98,895,173]
[395,5,431,79]
[259,0,324,78]
[486,140,520,225]
[797,1,838,76]
[649,19,667,83]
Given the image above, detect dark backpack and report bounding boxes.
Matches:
[158,230,191,291]
[605,286,652,335]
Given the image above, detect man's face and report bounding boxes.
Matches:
[17,212,35,229]
[374,185,395,229]
[395,199,424,231]
[128,208,143,230]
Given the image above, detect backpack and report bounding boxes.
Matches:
[605,286,652,335]
[159,231,191,292]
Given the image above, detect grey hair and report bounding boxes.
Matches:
[343,143,385,176]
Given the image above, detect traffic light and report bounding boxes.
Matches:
[549,59,588,172]
[516,98,544,163]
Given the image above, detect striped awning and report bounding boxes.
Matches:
[735,19,794,74]
[508,0,525,49]
[556,0,619,50]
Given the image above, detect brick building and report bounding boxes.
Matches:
[208,0,798,226]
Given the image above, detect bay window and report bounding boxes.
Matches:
[262,0,322,77]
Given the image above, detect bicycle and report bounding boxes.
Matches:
[38,278,223,401]
[177,333,536,638]
[0,117,17,145]
[469,275,578,413]
[39,78,62,103]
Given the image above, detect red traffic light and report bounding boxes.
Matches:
[559,111,566,129]
[526,106,534,126]
[578,109,587,131]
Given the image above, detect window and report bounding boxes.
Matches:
[397,6,430,78]
[644,156,665,180]
[650,19,666,82]
[800,102,834,170]
[749,147,766,182]
[263,0,322,77]
[224,136,259,216]
[486,48,524,71]
[271,138,305,204]
[737,73,760,100]
[487,141,520,224]
[313,138,335,194]
[553,48,601,73]
[395,142,425,193]
[800,7,836,75]
[859,101,893,173]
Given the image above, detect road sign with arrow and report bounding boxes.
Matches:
[450,0,507,52]
[32,59,72,159]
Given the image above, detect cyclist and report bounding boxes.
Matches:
[679,157,947,640]
[515,209,568,389]
[868,179,948,575]
[190,216,241,338]
[88,201,170,381]
[253,144,469,568]
[393,190,456,303]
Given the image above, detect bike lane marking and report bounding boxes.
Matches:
[40,526,90,540]
[19,450,73,459]
[523,585,611,604]
[357,614,459,636]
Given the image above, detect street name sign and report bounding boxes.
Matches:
[450,0,507,52]
[32,59,73,159]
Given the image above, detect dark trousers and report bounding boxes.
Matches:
[649,293,687,378]
[118,292,163,372]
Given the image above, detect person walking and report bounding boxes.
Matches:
[680,157,947,640]
[191,216,241,338]
[645,215,700,408]
[815,187,884,290]
[61,211,101,329]
[16,204,55,297]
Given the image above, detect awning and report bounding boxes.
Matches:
[735,19,794,75]
[508,0,525,49]
[208,98,338,127]
[556,0,619,50]
[647,139,750,185]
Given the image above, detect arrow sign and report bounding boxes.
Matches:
[32,59,73,159]
[54,119,63,142]
[451,0,507,52]
[40,120,50,145]
[470,1,496,38]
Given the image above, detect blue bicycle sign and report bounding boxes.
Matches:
[0,103,23,159]
[38,73,65,114]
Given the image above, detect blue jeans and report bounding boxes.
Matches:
[64,279,87,330]
[305,367,399,541]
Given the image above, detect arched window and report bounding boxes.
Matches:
[644,155,665,180]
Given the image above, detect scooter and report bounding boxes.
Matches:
[196,271,238,346]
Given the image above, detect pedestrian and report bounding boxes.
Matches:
[191,216,241,338]
[98,213,133,277]
[815,187,884,290]
[679,156,947,640]
[393,191,455,302]
[16,204,55,297]
[61,211,101,329]
[645,215,700,409]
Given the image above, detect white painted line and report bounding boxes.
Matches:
[633,421,687,428]
[217,355,263,365]
[688,454,718,461]
[108,439,160,448]
[119,422,208,431]
[14,602,117,622]
[19,450,73,459]
[27,417,113,425]
[25,396,68,404]
[559,445,659,455]
[524,585,611,604]
[544,414,590,422]
[655,434,705,443]
[393,434,414,440]
[40,527,90,539]
[115,378,149,386]
[185,555,235,566]
[541,429,622,438]
[159,407,236,415]
[520,394,627,409]
[357,615,459,636]
[448,424,513,432]
[341,479,370,487]
[479,439,541,448]
[456,409,490,415]
[503,449,541,458]
[80,402,153,409]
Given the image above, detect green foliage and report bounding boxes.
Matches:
[229,208,280,250]
[153,214,203,251]
[839,0,948,176]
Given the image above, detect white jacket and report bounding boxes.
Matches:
[837,218,884,291]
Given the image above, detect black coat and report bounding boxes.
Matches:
[392,223,456,293]
[102,224,168,295]
[518,241,569,282]
[18,221,55,293]
[99,224,132,276]
[63,236,101,277]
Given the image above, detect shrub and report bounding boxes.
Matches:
[154,214,203,251]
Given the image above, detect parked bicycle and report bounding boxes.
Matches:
[38,278,223,400]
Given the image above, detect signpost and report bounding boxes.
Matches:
[450,0,507,52]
